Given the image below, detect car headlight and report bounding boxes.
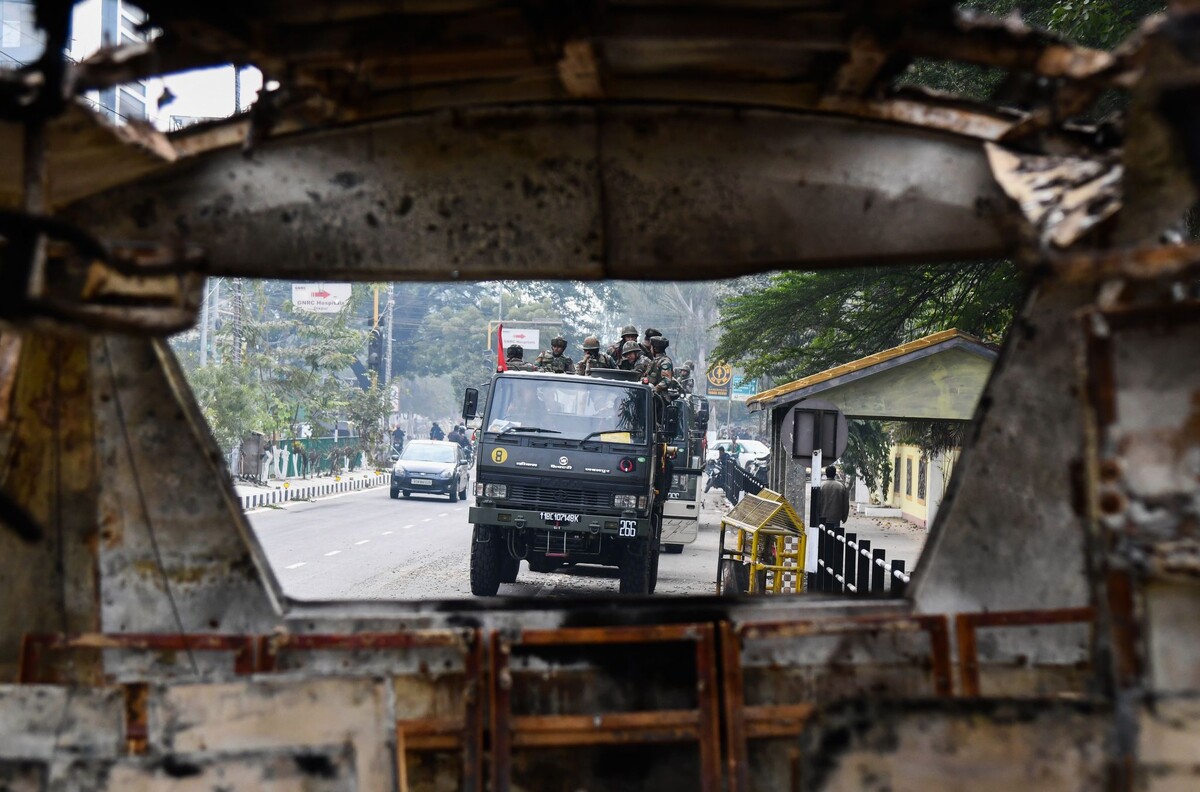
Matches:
[613,494,638,508]
[392,466,407,476]
[483,483,507,498]
[437,468,453,479]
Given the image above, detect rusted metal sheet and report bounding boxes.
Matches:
[913,284,1094,654]
[796,700,1111,791]
[62,745,359,791]
[90,337,281,672]
[147,677,394,790]
[955,608,1095,697]
[64,107,1011,282]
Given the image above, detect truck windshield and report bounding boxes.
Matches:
[486,377,648,443]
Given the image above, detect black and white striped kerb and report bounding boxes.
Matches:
[238,473,389,511]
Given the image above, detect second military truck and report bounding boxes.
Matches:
[462,369,683,595]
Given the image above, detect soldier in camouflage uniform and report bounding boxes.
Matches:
[534,335,575,374]
[617,340,650,375]
[645,336,678,396]
[505,344,538,371]
[677,360,696,394]
[608,324,641,360]
[640,327,662,359]
[576,336,616,375]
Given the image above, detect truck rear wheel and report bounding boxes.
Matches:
[470,525,504,596]
[619,539,652,595]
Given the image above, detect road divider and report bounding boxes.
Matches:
[237,472,390,511]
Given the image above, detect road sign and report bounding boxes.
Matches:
[292,283,351,313]
[731,374,758,402]
[501,328,540,351]
[706,362,732,398]
[781,399,848,462]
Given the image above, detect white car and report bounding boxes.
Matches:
[706,439,769,470]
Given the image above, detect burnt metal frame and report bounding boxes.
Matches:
[720,615,953,792]
[17,632,258,683]
[490,623,721,792]
[954,607,1095,697]
[257,629,485,792]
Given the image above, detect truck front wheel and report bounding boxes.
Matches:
[619,538,652,595]
[470,525,504,596]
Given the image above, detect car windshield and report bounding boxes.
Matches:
[486,377,648,443]
[741,440,769,454]
[401,443,456,463]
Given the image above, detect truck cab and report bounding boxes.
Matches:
[462,370,679,595]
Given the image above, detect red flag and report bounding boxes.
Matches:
[496,323,506,372]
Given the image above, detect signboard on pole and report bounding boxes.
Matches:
[706,362,732,398]
[501,328,540,352]
[292,283,352,313]
[731,372,758,402]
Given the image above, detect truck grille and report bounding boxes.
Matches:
[507,484,613,511]
[531,531,602,554]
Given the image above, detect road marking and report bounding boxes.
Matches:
[381,531,394,535]
[422,518,432,523]
[324,550,342,556]
[356,539,370,545]
[438,512,449,517]
[402,524,414,529]
[285,562,307,569]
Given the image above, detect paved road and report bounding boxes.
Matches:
[249,488,725,600]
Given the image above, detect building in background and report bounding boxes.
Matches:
[1,0,260,130]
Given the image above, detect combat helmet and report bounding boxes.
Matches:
[551,335,567,348]
[506,344,524,359]
[582,336,601,351]
[620,340,642,357]
[619,324,638,338]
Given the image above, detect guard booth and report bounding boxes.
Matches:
[238,430,267,482]
[747,330,998,510]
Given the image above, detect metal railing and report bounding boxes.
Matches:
[813,522,911,595]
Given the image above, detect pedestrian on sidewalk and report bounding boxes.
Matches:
[819,465,849,530]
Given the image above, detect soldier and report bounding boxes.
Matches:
[608,324,641,360]
[640,327,662,358]
[576,335,616,375]
[677,360,696,394]
[534,335,575,374]
[505,344,538,371]
[645,335,678,396]
[617,340,649,374]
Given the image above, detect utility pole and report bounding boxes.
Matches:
[211,278,221,364]
[383,283,395,385]
[232,278,244,365]
[198,279,210,366]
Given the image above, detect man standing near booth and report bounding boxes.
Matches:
[819,465,849,530]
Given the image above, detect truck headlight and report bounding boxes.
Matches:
[484,483,507,498]
[475,482,484,497]
[613,494,638,508]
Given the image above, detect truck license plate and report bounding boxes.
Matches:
[411,478,433,485]
[541,512,580,523]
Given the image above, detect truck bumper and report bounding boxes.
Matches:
[469,505,651,539]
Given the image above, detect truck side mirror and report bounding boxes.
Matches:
[462,387,479,420]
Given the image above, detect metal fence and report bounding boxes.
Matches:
[812,522,912,595]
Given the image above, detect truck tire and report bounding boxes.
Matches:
[500,551,519,584]
[649,541,661,593]
[664,544,684,554]
[470,525,503,596]
[619,539,652,594]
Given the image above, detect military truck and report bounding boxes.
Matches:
[461,369,684,595]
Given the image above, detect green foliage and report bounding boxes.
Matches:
[843,420,893,495]
[187,364,276,453]
[712,262,1021,382]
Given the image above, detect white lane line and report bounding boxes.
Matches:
[356,539,370,545]
[438,512,449,517]
[285,562,307,569]
[402,524,414,529]
[422,518,432,523]
[381,531,394,536]
[324,550,342,556]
